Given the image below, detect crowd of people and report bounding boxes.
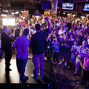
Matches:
[0,14,89,85]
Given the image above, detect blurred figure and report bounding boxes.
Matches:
[59,35,71,67]
[74,40,89,75]
[10,28,14,38]
[79,31,84,45]
[70,35,76,45]
[76,36,81,46]
[47,36,52,61]
[1,26,12,74]
[52,38,60,62]
[0,28,3,59]
[13,28,30,83]
[58,26,66,35]
[71,41,78,68]
[10,29,15,44]
[14,29,20,40]
[81,53,89,85]
[67,20,72,30]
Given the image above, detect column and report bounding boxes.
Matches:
[53,0,58,13]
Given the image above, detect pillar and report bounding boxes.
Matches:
[53,0,58,13]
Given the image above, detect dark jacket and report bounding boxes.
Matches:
[30,28,50,54]
[1,32,12,53]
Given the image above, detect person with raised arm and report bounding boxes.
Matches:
[30,17,51,80]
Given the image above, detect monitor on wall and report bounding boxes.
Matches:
[83,3,89,12]
[62,3,75,11]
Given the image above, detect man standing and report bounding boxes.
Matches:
[74,40,89,75]
[13,28,30,83]
[0,28,3,59]
[1,26,12,74]
[30,17,51,80]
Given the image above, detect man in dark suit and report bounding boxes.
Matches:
[1,26,12,74]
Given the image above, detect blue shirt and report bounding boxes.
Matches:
[52,42,60,52]
[13,35,30,59]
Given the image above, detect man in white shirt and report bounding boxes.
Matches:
[13,28,30,83]
[58,26,66,35]
[74,40,89,75]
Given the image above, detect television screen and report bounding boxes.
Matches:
[83,3,89,11]
[41,1,51,10]
[2,18,15,26]
[62,3,75,11]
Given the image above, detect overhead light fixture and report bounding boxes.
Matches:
[15,11,19,14]
[1,14,7,17]
[68,14,70,16]
[81,16,85,19]
[73,14,75,17]
[5,10,8,12]
[63,12,66,15]
[11,12,15,15]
